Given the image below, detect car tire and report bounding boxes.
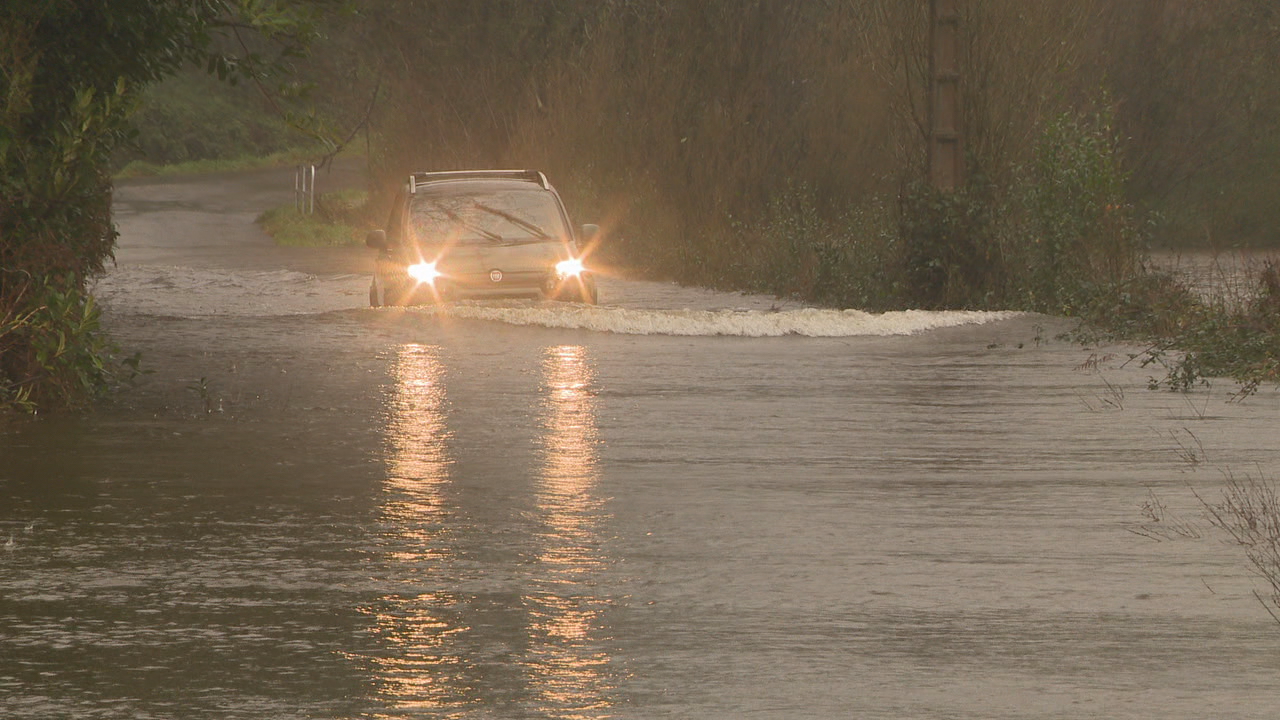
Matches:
[567,277,597,305]
[371,278,403,307]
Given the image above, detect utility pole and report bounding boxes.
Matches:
[927,0,963,191]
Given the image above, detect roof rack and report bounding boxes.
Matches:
[408,170,549,193]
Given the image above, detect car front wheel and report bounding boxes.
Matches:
[370,277,402,307]
[564,276,597,305]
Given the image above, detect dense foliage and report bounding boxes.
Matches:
[0,0,336,411]
[118,68,297,170]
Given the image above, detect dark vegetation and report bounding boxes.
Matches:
[4,0,1280,412]
[1,0,338,411]
[116,68,295,172]
[3,2,197,411]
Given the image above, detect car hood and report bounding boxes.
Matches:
[412,240,563,274]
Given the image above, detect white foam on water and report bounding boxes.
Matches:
[94,264,1020,335]
[414,302,1020,337]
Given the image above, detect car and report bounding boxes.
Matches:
[366,169,598,306]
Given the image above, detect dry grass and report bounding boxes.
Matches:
[1198,468,1280,623]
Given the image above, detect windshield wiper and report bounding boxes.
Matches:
[470,202,551,239]
[440,206,503,242]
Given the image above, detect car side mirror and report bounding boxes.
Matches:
[366,229,387,250]
[579,224,600,243]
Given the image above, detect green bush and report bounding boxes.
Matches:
[898,179,1003,309]
[2,79,129,413]
[1142,262,1280,397]
[887,106,1147,314]
[0,276,120,412]
[1014,109,1146,314]
[736,186,902,310]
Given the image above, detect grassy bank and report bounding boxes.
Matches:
[255,189,370,247]
[115,147,333,180]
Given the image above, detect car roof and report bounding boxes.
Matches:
[409,179,557,198]
[408,170,553,194]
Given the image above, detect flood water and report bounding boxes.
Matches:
[3,168,1280,719]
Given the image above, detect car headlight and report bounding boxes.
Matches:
[555,258,586,278]
[407,262,440,284]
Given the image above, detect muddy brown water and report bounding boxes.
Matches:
[2,166,1279,719]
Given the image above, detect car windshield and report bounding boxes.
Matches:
[408,188,566,245]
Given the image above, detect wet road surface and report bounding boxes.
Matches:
[2,166,1279,719]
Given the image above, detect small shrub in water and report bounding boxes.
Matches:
[0,276,118,411]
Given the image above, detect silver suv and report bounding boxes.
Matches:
[366,170,598,306]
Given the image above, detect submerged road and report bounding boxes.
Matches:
[2,165,1279,719]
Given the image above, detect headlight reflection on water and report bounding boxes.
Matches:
[367,343,614,717]
[369,344,472,710]
[525,345,614,715]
